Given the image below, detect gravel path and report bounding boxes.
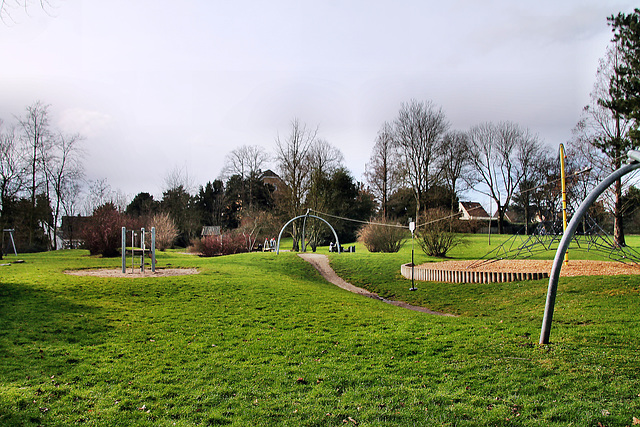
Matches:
[298,253,455,316]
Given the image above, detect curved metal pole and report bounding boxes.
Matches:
[276,216,299,255]
[276,214,341,254]
[539,157,640,344]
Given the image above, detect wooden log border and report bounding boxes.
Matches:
[401,263,548,283]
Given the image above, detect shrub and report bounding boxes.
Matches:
[82,203,125,257]
[195,232,248,257]
[150,212,178,250]
[357,219,407,253]
[237,210,277,252]
[417,208,466,257]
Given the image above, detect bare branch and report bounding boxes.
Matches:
[467,121,539,233]
[221,145,270,180]
[1,0,54,24]
[365,122,402,218]
[392,99,449,218]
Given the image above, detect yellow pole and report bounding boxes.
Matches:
[560,144,569,265]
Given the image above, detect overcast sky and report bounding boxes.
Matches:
[0,0,637,203]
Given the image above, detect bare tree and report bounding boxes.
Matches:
[304,139,344,249]
[18,100,52,246]
[572,43,636,246]
[514,141,549,234]
[0,122,26,220]
[0,122,25,257]
[221,145,270,211]
[221,145,270,180]
[307,139,343,177]
[365,122,402,219]
[2,103,87,251]
[565,139,599,206]
[525,151,561,224]
[83,178,116,215]
[392,99,449,219]
[306,138,344,209]
[274,118,317,250]
[467,121,539,233]
[440,130,472,214]
[44,132,84,249]
[163,164,195,194]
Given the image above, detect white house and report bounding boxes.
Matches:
[459,201,491,221]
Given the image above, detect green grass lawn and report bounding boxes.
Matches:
[1,237,639,426]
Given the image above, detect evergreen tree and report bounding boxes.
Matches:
[160,185,198,247]
[223,174,274,230]
[195,180,225,227]
[607,9,640,144]
[126,192,159,218]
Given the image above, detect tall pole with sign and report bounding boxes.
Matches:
[409,219,416,291]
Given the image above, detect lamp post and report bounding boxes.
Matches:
[409,219,416,291]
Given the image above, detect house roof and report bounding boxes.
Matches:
[261,169,286,193]
[500,209,520,223]
[459,201,491,219]
[260,169,280,179]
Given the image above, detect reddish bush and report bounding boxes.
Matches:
[237,210,277,252]
[82,203,125,257]
[357,218,407,253]
[195,232,248,257]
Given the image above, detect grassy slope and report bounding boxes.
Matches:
[0,241,638,426]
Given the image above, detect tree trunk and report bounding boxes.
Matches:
[30,143,37,247]
[382,177,388,220]
[291,221,300,252]
[51,196,61,251]
[613,177,625,247]
[497,203,504,234]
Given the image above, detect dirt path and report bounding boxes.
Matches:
[298,253,455,316]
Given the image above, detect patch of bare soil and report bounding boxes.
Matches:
[64,268,199,278]
[420,259,640,277]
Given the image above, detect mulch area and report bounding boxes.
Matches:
[419,259,640,277]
